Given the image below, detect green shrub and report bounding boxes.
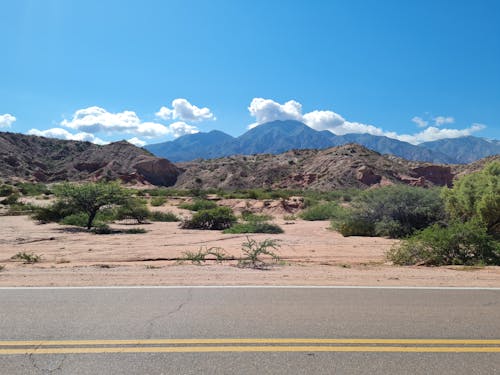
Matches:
[337,217,375,237]
[115,199,150,223]
[0,184,15,197]
[150,196,167,207]
[17,182,50,196]
[300,201,347,221]
[179,199,217,211]
[238,237,281,269]
[11,252,41,264]
[387,220,500,266]
[61,213,94,227]
[7,202,38,215]
[240,211,272,222]
[181,206,237,230]
[32,201,79,223]
[442,161,500,237]
[181,249,208,264]
[180,246,229,264]
[60,210,115,228]
[0,193,20,205]
[148,211,180,222]
[224,222,284,234]
[338,185,445,238]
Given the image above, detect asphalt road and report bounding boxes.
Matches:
[1,286,499,374]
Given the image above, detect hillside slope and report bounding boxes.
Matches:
[175,143,457,190]
[0,132,181,186]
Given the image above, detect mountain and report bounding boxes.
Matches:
[145,130,235,161]
[0,132,180,186]
[234,120,341,154]
[2,131,498,191]
[146,120,456,163]
[420,136,500,164]
[341,133,455,163]
[174,143,458,191]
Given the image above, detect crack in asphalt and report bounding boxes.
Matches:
[145,289,193,338]
[28,344,66,374]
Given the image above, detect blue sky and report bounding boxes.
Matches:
[1,0,499,146]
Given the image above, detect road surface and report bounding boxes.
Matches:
[1,286,499,374]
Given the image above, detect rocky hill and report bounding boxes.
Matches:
[174,143,459,190]
[0,132,181,186]
[2,132,497,191]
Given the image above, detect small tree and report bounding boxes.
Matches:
[442,161,500,237]
[55,182,129,229]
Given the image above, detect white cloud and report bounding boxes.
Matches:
[61,106,169,138]
[302,110,345,131]
[412,116,428,128]
[156,98,215,122]
[433,116,454,126]
[395,124,485,144]
[155,106,173,121]
[303,110,387,136]
[127,137,146,147]
[27,128,108,145]
[248,98,385,136]
[248,98,486,144]
[167,122,199,138]
[0,113,16,128]
[412,115,454,128]
[135,122,170,137]
[248,98,302,128]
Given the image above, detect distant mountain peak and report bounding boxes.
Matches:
[145,120,500,164]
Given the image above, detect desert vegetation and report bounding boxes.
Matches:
[224,211,283,234]
[26,181,179,232]
[179,238,280,269]
[1,161,498,269]
[333,185,445,238]
[388,162,500,265]
[180,206,237,230]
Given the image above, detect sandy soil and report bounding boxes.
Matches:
[0,215,499,287]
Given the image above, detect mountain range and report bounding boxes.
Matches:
[145,120,500,164]
[1,131,498,190]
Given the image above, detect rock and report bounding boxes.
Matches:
[411,166,454,187]
[133,157,181,186]
[356,166,382,185]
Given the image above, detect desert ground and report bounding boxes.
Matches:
[1,202,499,287]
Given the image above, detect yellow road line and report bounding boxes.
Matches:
[1,338,500,346]
[1,346,500,355]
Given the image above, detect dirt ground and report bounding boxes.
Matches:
[1,214,499,287]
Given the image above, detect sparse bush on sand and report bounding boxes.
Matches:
[11,252,41,264]
[148,211,180,222]
[181,206,237,230]
[179,199,217,211]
